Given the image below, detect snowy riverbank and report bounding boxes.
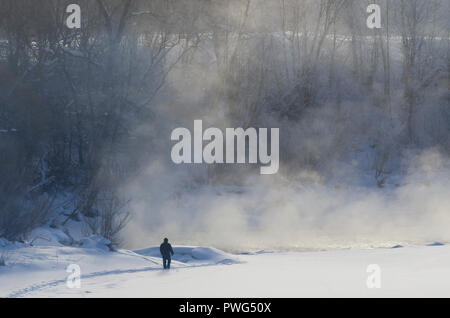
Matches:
[2,239,450,297]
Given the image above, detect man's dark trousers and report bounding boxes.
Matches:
[163,257,171,269]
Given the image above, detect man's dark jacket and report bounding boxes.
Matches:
[160,242,174,258]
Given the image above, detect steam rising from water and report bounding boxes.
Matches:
[122,150,450,251]
[119,1,449,251]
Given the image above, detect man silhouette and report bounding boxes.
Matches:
[160,238,174,269]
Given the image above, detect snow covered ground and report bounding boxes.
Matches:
[2,238,450,298]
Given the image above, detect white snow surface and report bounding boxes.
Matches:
[2,239,450,297]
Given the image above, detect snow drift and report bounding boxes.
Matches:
[134,246,239,265]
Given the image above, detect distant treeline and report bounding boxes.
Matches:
[0,0,448,242]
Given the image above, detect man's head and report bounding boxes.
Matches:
[164,238,169,243]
